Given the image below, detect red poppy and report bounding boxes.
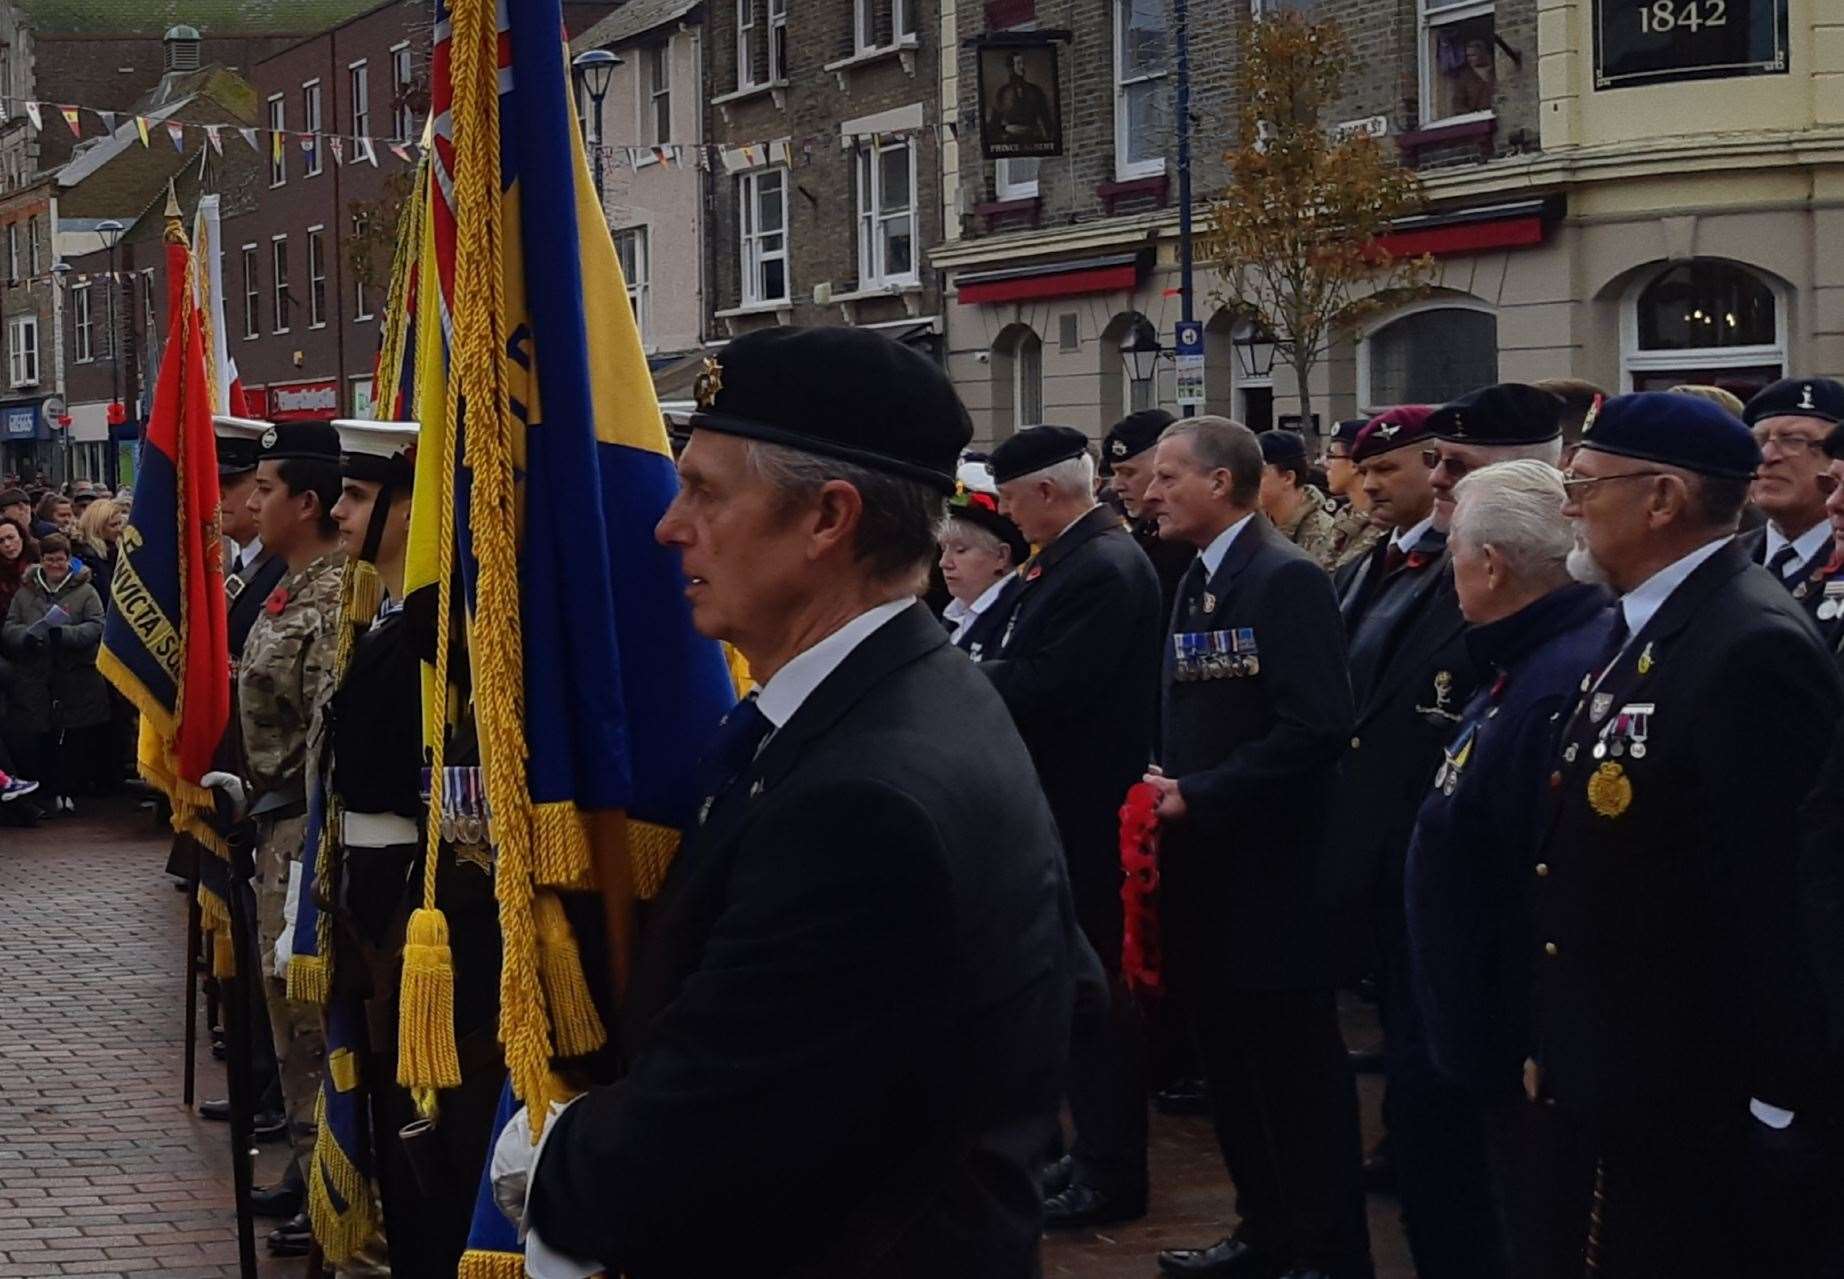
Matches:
[968,492,998,513]
[263,585,289,616]
[1405,552,1430,570]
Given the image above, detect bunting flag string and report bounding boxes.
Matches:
[166,121,185,152]
[204,123,222,155]
[60,105,81,136]
[134,115,150,148]
[23,101,39,131]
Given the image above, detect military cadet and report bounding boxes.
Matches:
[1322,418,1383,570]
[1544,392,1840,1273]
[980,424,1163,1228]
[216,417,290,659]
[1140,418,1370,1279]
[318,419,505,1274]
[1101,408,1193,617]
[1402,461,1612,1279]
[503,325,1078,1277]
[1256,429,1340,570]
[237,420,346,1258]
[1741,377,1844,621]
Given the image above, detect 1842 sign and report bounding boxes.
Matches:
[1595,0,1786,89]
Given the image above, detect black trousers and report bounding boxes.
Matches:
[1066,925,1148,1198]
[1480,1096,1596,1279]
[1192,986,1371,1275]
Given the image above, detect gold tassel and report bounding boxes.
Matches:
[457,1251,527,1279]
[396,906,462,1106]
[629,819,681,901]
[344,557,382,626]
[534,891,606,1058]
[532,801,595,889]
[211,927,235,979]
[286,953,330,1005]
[305,1092,380,1265]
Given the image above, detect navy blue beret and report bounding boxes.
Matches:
[1100,409,1175,473]
[1329,418,1369,449]
[1427,383,1563,445]
[1743,377,1844,428]
[1258,429,1308,468]
[690,326,972,493]
[990,424,1091,486]
[1579,391,1761,481]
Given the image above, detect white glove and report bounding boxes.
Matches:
[273,859,301,978]
[491,1098,578,1230]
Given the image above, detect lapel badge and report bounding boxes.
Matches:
[1202,591,1217,613]
[697,794,714,825]
[1416,670,1460,722]
[1636,642,1654,676]
[749,778,764,800]
[693,356,725,410]
[1587,761,1633,818]
[1589,691,1614,721]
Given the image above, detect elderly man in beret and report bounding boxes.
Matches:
[982,423,1163,1229]
[1741,377,1844,619]
[508,327,1080,1277]
[1102,408,1194,617]
[1546,392,1841,1273]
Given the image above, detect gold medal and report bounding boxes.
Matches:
[1637,642,1654,676]
[1587,762,1632,818]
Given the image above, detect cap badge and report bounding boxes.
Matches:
[693,356,724,411]
[1451,411,1466,438]
[1376,422,1400,440]
[1799,384,1817,411]
[260,426,278,448]
[1110,438,1128,457]
[1581,394,1603,436]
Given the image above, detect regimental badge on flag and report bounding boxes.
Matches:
[60,105,80,136]
[166,121,185,151]
[23,101,40,131]
[204,123,222,155]
[135,116,151,148]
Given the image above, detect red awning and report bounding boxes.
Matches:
[1375,213,1546,259]
[958,253,1143,305]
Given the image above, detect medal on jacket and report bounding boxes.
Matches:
[1434,727,1476,796]
[1587,761,1632,818]
[1416,670,1460,722]
[1636,642,1655,676]
[1820,581,1844,623]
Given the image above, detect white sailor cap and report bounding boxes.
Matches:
[332,419,420,485]
[213,415,273,475]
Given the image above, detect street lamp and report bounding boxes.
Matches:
[50,261,70,486]
[96,218,124,490]
[1232,324,1277,380]
[572,48,622,203]
[1121,319,1162,386]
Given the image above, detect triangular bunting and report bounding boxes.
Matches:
[98,110,117,135]
[23,101,40,131]
[388,142,411,163]
[239,127,259,151]
[355,135,378,167]
[329,135,343,165]
[204,124,222,155]
[60,105,80,136]
[653,145,672,167]
[166,121,185,151]
[134,116,150,148]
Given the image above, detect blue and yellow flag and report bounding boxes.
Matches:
[393,0,733,1207]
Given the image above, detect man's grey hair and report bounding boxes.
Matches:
[1450,459,1574,577]
[1159,416,1262,506]
[743,439,947,584]
[1022,451,1095,499]
[1493,438,1564,467]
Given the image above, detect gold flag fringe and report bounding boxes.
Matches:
[534,891,606,1057]
[457,1251,526,1279]
[305,1090,380,1265]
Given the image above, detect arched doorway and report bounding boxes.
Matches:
[990,323,1043,438]
[1358,301,1498,413]
[1622,260,1784,401]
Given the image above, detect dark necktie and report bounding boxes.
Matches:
[1381,541,1408,577]
[695,693,774,806]
[1177,558,1207,620]
[1593,612,1630,683]
[1768,544,1801,581]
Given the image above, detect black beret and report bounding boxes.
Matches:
[690,326,971,493]
[257,419,342,465]
[1100,409,1175,474]
[1329,418,1369,449]
[1578,391,1760,481]
[1351,405,1437,463]
[1427,383,1563,445]
[0,488,25,507]
[1743,377,1844,428]
[1258,429,1308,468]
[947,488,1031,563]
[989,424,1091,486]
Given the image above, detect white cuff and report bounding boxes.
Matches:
[1749,1097,1796,1130]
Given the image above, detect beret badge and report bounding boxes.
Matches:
[261,426,278,448]
[1581,393,1604,437]
[1110,438,1128,457]
[693,356,725,411]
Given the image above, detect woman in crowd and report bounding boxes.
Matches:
[31,491,72,541]
[938,486,1030,653]
[76,497,125,591]
[1,533,108,814]
[0,515,40,809]
[74,497,132,792]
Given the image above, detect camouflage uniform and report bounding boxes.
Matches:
[238,551,345,1171]
[1273,483,1343,571]
[1327,501,1385,570]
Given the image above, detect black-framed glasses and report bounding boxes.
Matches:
[1420,447,1469,477]
[1559,470,1672,497]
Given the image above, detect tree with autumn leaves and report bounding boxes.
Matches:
[1204,12,1435,434]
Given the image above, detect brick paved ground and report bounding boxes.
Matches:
[0,795,1411,1279]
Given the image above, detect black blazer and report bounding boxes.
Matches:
[1740,523,1837,635]
[1158,516,1354,991]
[978,504,1163,962]
[529,603,1079,1279]
[1536,540,1841,1115]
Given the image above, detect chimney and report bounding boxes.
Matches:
[164,25,202,73]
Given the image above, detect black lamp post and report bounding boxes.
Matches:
[96,218,123,490]
[572,49,622,204]
[1232,324,1278,380]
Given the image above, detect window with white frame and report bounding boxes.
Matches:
[1419,0,1496,125]
[97,279,114,358]
[738,168,789,306]
[349,61,370,140]
[1624,260,1783,392]
[9,314,36,386]
[1114,0,1168,180]
[647,43,671,145]
[242,244,260,337]
[1012,329,1042,429]
[272,235,291,332]
[307,227,327,328]
[1250,0,1314,11]
[268,95,286,185]
[73,284,92,362]
[352,215,373,320]
[854,0,912,53]
[738,0,759,88]
[769,0,788,80]
[303,80,323,175]
[615,226,649,340]
[856,138,915,288]
[391,43,415,141]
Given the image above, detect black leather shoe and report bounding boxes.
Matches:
[266,1211,312,1257]
[250,1172,304,1220]
[1346,1047,1385,1074]
[1153,1076,1211,1115]
[1042,1182,1146,1230]
[1157,1236,1276,1277]
[1039,1154,1073,1198]
[253,1111,287,1142]
[197,1097,232,1121]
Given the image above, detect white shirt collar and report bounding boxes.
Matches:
[1620,534,1733,638]
[943,575,1011,643]
[753,598,915,729]
[1390,513,1435,552]
[1199,512,1255,578]
[238,535,264,564]
[1764,519,1830,575]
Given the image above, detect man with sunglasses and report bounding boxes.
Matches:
[1543,392,1841,1274]
[1741,378,1844,620]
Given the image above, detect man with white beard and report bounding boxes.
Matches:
[1537,391,1840,1274]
